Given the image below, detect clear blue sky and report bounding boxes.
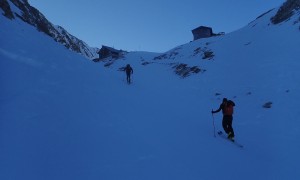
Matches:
[28,0,285,52]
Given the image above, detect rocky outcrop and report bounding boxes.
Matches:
[271,0,300,24]
[0,0,14,19]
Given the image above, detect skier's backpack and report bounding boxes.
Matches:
[125,65,132,74]
[224,102,234,115]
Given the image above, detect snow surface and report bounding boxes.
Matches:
[1,6,300,180]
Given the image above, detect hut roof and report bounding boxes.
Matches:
[192,26,212,33]
[97,45,121,54]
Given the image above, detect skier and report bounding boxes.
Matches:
[124,64,133,84]
[212,98,236,141]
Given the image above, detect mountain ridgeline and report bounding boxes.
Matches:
[89,0,300,78]
[1,0,300,65]
[0,0,98,59]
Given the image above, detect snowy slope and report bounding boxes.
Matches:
[1,2,300,180]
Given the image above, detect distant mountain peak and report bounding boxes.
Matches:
[0,0,98,59]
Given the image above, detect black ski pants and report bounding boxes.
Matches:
[126,72,131,83]
[222,115,234,137]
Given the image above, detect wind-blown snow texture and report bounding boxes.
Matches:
[1,2,300,180]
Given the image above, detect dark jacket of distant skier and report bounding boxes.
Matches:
[212,98,236,140]
[124,64,133,84]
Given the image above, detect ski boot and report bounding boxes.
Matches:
[227,132,235,142]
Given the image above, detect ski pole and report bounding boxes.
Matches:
[212,110,216,137]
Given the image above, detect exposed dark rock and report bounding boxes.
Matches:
[173,63,203,78]
[193,47,202,56]
[256,9,274,20]
[192,47,214,60]
[141,61,152,66]
[104,61,114,67]
[0,0,14,19]
[263,102,273,108]
[271,0,300,24]
[244,42,252,46]
[203,50,214,60]
[154,47,181,60]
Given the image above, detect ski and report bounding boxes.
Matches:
[217,131,244,148]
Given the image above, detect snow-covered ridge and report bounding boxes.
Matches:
[0,0,98,59]
[102,3,300,79]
